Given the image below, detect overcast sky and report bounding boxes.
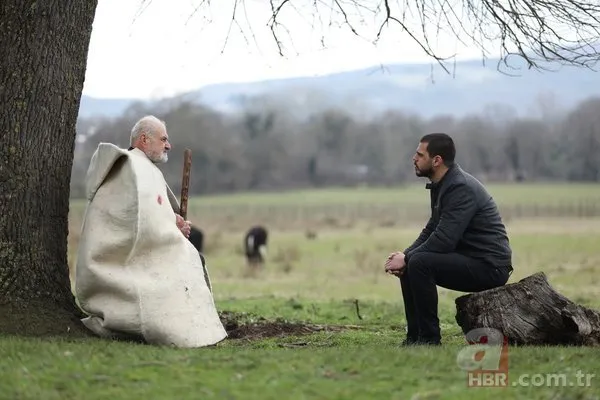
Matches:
[83,0,491,100]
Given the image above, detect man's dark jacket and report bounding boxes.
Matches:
[404,164,512,269]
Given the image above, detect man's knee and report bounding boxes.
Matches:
[406,252,435,271]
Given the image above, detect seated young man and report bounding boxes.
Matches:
[385,133,513,345]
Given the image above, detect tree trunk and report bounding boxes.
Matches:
[0,0,98,337]
[455,272,600,346]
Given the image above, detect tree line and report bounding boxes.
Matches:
[71,94,600,198]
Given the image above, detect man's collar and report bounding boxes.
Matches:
[425,163,457,189]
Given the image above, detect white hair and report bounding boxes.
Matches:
[130,115,166,146]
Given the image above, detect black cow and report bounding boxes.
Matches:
[188,225,207,269]
[188,224,210,286]
[244,226,268,269]
[188,225,204,253]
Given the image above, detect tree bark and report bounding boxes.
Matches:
[0,0,98,336]
[455,272,600,346]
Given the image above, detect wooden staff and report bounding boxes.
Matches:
[179,149,192,220]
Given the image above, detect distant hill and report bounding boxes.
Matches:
[78,56,600,120]
[78,96,140,119]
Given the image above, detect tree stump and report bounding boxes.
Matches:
[455,272,600,346]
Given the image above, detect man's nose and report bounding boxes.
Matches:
[165,142,171,150]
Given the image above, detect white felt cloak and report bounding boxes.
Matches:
[74,143,227,347]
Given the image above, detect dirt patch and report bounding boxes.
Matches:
[219,311,359,341]
[0,303,358,342]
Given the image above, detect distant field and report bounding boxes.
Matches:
[186,183,600,206]
[66,183,600,296]
[70,183,600,232]
[70,182,600,207]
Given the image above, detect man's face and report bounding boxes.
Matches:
[142,126,171,164]
[413,141,436,178]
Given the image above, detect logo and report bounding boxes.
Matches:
[456,327,509,387]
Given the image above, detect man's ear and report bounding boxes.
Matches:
[433,155,443,167]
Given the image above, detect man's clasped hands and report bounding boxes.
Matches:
[384,251,406,276]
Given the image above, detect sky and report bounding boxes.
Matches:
[83,0,491,100]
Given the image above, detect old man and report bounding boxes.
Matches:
[74,115,227,347]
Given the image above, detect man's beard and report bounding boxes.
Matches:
[150,151,168,164]
[415,164,433,178]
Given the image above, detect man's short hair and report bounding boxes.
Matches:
[420,133,456,166]
[130,115,166,146]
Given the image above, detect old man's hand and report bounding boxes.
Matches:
[385,251,406,276]
[175,214,191,238]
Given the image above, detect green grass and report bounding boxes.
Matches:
[3,334,597,400]
[6,185,600,399]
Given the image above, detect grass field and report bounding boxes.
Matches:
[69,182,600,232]
[185,183,600,206]
[4,184,600,399]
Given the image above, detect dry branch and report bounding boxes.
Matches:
[248,0,600,73]
[136,0,600,73]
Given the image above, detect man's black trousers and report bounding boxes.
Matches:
[399,252,511,344]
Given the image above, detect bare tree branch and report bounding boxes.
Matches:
[269,0,292,56]
[132,0,156,27]
[240,0,265,56]
[263,0,600,74]
[185,0,212,26]
[150,0,600,74]
[333,0,361,36]
[220,0,241,54]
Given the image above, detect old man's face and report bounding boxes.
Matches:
[143,126,171,164]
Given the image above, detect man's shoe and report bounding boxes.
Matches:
[400,337,419,346]
[401,337,441,346]
[417,337,441,346]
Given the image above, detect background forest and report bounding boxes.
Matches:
[72,93,600,198]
